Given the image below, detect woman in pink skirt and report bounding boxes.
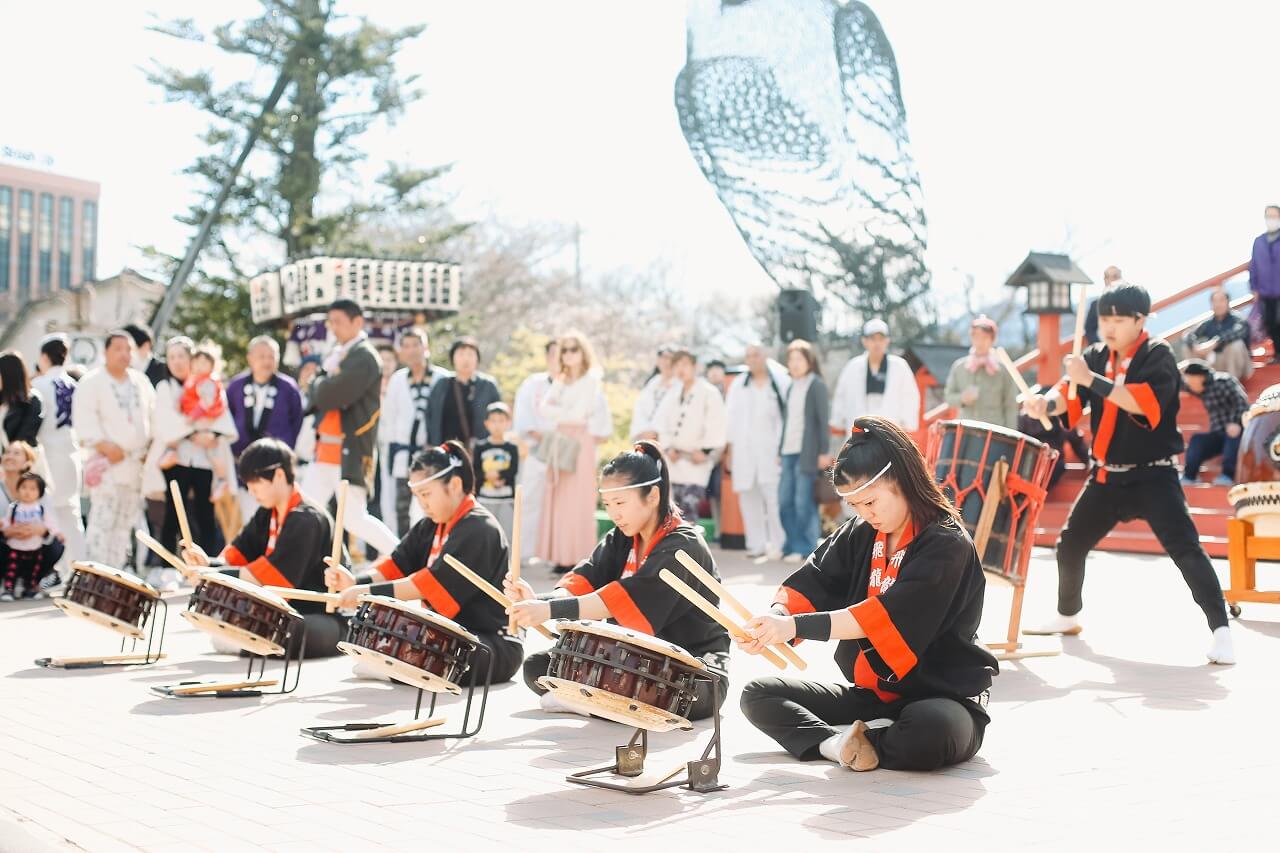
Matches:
[537,332,612,572]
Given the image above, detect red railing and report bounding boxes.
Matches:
[916,261,1252,441]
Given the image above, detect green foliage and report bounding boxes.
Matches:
[147,0,437,267]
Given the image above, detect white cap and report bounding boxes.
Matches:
[861,319,889,338]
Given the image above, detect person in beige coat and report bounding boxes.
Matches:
[656,348,727,523]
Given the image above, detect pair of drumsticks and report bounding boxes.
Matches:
[135,481,209,585]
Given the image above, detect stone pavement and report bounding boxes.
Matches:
[1,545,1277,852]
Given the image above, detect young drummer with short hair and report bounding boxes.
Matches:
[1023,282,1236,664]
[505,440,731,719]
[181,438,347,658]
[738,416,996,772]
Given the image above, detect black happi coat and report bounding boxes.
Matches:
[377,501,510,636]
[226,493,332,615]
[1059,333,1184,473]
[556,523,731,666]
[775,516,997,705]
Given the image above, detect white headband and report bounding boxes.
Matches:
[833,462,892,498]
[407,457,461,489]
[599,476,662,494]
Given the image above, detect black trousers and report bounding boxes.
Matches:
[521,649,728,721]
[740,676,987,771]
[1056,467,1228,630]
[282,612,349,659]
[1262,296,1280,350]
[470,632,525,685]
[162,466,217,554]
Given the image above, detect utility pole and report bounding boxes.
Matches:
[151,63,293,336]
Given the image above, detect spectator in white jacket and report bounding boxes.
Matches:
[724,343,788,560]
[829,319,920,454]
[382,328,448,537]
[629,344,676,440]
[31,334,82,584]
[512,339,558,564]
[73,331,156,570]
[657,348,728,522]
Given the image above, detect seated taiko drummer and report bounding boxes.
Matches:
[505,440,730,720]
[179,438,347,658]
[324,440,524,684]
[737,416,997,773]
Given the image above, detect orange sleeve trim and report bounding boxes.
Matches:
[244,557,291,589]
[556,572,595,596]
[772,585,816,616]
[849,597,917,679]
[599,581,654,635]
[378,556,405,581]
[223,546,249,567]
[410,569,461,619]
[1125,382,1161,428]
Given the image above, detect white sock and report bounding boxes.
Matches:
[539,690,582,714]
[1207,625,1236,665]
[818,731,845,763]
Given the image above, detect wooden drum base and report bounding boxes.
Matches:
[335,642,462,695]
[537,677,693,733]
[182,611,286,657]
[54,599,147,640]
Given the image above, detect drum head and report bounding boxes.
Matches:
[70,561,158,598]
[941,418,1046,450]
[53,598,147,640]
[552,620,707,671]
[337,642,463,695]
[182,611,286,657]
[537,676,694,732]
[356,594,479,645]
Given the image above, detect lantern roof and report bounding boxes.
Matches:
[1003,252,1093,289]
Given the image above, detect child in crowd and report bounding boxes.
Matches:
[1,473,65,601]
[473,402,521,540]
[167,347,235,493]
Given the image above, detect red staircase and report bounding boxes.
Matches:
[917,261,1262,559]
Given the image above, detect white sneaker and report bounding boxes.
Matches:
[1207,625,1236,665]
[351,662,389,681]
[744,549,765,560]
[209,634,244,655]
[145,568,164,588]
[1023,613,1083,636]
[764,549,784,561]
[158,569,180,594]
[783,554,805,565]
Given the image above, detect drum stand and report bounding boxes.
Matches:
[566,672,727,795]
[151,619,307,698]
[300,644,494,744]
[35,600,169,670]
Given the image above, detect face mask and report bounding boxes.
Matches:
[1267,217,1280,233]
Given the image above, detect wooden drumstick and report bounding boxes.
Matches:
[658,569,787,670]
[1068,283,1089,400]
[508,485,522,635]
[441,553,556,641]
[672,550,806,671]
[135,531,204,582]
[995,347,1053,430]
[327,480,348,614]
[263,587,343,606]
[169,479,194,552]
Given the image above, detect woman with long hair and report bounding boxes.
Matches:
[325,440,525,683]
[777,339,831,561]
[0,352,43,448]
[535,331,611,572]
[738,415,997,772]
[507,440,730,719]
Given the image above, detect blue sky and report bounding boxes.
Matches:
[5,1,1280,324]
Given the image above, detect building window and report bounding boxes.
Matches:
[17,190,32,299]
[0,187,10,293]
[82,200,97,283]
[37,193,53,292]
[57,197,73,289]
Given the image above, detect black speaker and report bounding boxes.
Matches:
[777,289,819,343]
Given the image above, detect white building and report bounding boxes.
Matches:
[0,268,164,365]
